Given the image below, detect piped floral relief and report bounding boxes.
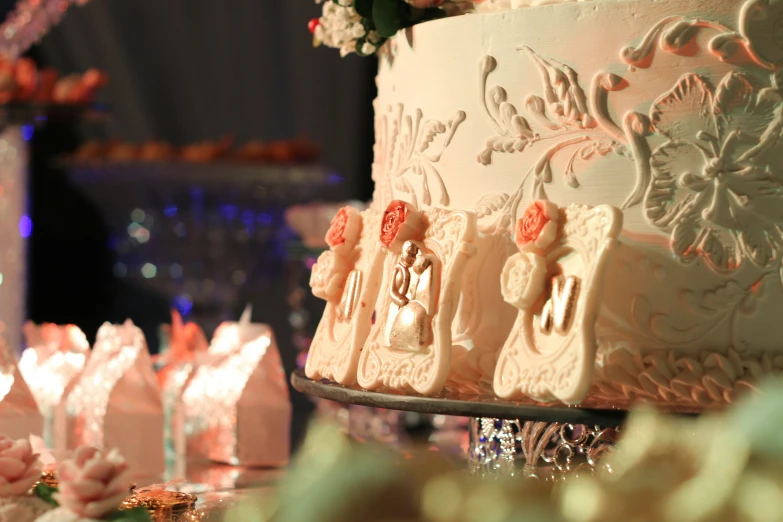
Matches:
[615,6,783,273]
[373,103,466,209]
[644,72,783,272]
[477,1,783,275]
[475,51,628,234]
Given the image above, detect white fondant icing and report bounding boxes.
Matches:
[357,207,479,395]
[367,0,783,404]
[310,0,783,406]
[494,203,622,403]
[306,208,386,385]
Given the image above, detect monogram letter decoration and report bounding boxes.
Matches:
[305,207,386,385]
[539,275,580,335]
[357,203,478,396]
[494,202,622,404]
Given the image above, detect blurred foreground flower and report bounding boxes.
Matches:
[226,378,783,522]
[562,378,783,522]
[224,420,561,522]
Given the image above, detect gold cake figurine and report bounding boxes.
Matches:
[387,241,439,353]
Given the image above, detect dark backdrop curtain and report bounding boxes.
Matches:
[25,0,376,344]
[23,0,376,445]
[39,0,376,190]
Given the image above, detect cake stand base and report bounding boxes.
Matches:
[468,418,620,479]
[291,370,626,478]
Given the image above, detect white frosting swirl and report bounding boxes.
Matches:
[473,0,592,12]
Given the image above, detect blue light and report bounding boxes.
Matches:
[219,204,239,220]
[327,174,344,184]
[257,213,272,226]
[240,210,254,225]
[173,295,193,316]
[21,125,33,141]
[18,215,31,238]
[163,205,178,217]
[34,116,47,122]
[189,187,204,201]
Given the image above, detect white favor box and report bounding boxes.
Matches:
[0,336,42,439]
[19,322,89,448]
[63,320,164,477]
[183,322,291,467]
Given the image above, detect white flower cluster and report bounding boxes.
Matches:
[314,0,382,57]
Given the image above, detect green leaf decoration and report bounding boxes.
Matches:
[33,483,59,507]
[106,507,153,522]
[355,0,374,18]
[373,0,405,37]
[420,7,447,22]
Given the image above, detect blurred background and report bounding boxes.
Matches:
[9,0,377,446]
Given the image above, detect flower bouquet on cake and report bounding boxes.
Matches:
[309,0,473,57]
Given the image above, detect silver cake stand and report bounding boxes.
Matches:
[290,369,645,479]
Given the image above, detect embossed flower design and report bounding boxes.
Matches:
[740,0,783,68]
[644,72,783,271]
[515,200,561,252]
[325,206,362,256]
[500,252,547,310]
[309,250,351,302]
[379,200,423,252]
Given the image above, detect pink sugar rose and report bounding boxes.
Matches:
[515,200,561,252]
[379,200,424,253]
[325,205,362,254]
[0,436,41,497]
[55,447,131,519]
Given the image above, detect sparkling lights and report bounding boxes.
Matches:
[141,263,157,279]
[0,0,95,59]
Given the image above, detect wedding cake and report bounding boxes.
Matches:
[305,0,783,409]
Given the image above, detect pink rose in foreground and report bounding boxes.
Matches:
[56,447,131,519]
[0,437,41,497]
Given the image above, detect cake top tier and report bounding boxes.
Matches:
[308,0,554,57]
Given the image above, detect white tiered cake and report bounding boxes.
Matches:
[306,0,783,409]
